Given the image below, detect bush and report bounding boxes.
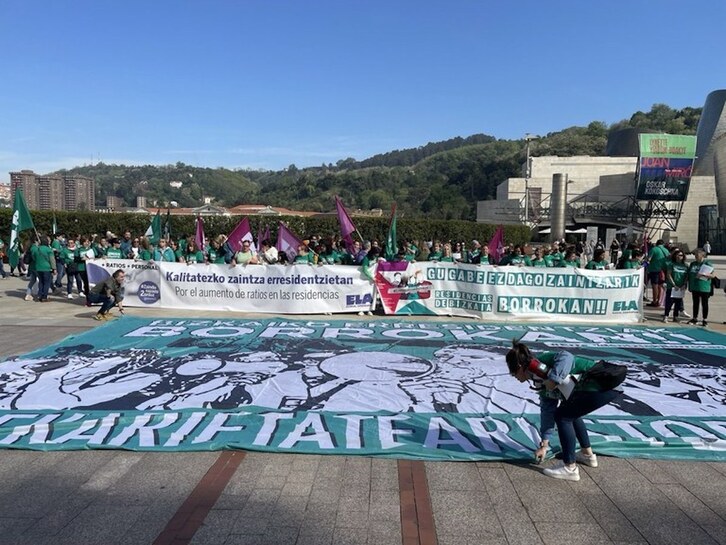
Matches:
[0,209,532,248]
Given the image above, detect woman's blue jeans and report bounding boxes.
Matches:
[555,389,621,464]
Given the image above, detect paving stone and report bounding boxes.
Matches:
[190,509,240,545]
[429,489,503,537]
[535,522,612,544]
[437,534,508,545]
[332,527,368,545]
[425,460,486,491]
[656,483,724,526]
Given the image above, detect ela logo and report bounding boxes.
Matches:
[613,300,639,312]
[346,294,374,306]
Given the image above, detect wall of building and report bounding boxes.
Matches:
[477,155,713,248]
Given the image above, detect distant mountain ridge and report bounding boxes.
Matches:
[54,103,701,220]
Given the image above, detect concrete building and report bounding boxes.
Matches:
[10,170,96,211]
[477,90,726,250]
[107,196,123,209]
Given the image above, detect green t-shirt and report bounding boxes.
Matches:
[537,351,600,394]
[105,247,124,259]
[688,260,713,293]
[585,260,609,270]
[185,250,205,264]
[647,245,670,273]
[207,248,226,264]
[32,245,55,272]
[508,255,531,266]
[666,261,688,288]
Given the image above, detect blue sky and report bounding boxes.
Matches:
[1,0,724,179]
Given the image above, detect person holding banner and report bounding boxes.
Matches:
[89,269,126,321]
[506,340,622,481]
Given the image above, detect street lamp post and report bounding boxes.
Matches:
[523,134,539,224]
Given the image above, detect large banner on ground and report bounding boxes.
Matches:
[375,262,644,323]
[1,318,724,461]
[637,133,697,201]
[88,260,376,314]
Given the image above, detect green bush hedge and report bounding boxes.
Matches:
[0,209,532,247]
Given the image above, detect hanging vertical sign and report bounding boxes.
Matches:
[636,134,697,201]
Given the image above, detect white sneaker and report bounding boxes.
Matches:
[681,311,691,318]
[543,461,580,481]
[575,451,598,467]
[662,316,669,323]
[24,294,33,301]
[67,293,75,299]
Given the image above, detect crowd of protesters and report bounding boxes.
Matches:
[3,228,718,325]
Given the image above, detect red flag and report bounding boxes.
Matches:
[227,217,256,253]
[194,215,206,250]
[488,225,505,264]
[277,222,303,262]
[335,196,357,252]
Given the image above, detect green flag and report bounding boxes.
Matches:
[162,208,171,241]
[9,189,35,268]
[384,203,398,261]
[145,210,162,245]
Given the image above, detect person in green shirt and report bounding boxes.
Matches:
[31,235,56,302]
[686,248,715,327]
[23,239,39,301]
[184,240,206,264]
[623,249,643,270]
[507,245,531,267]
[585,248,609,270]
[542,246,557,268]
[646,239,670,308]
[440,243,455,263]
[664,249,688,323]
[151,238,173,261]
[51,233,66,290]
[105,238,125,259]
[293,243,314,265]
[529,247,547,267]
[317,240,340,265]
[170,240,184,262]
[427,241,443,262]
[506,340,621,482]
[206,238,227,264]
[75,236,95,300]
[61,238,81,299]
[562,249,579,268]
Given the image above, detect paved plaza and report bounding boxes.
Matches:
[1,263,726,545]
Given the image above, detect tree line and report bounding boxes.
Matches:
[47,103,700,220]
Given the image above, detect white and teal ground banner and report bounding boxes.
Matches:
[375,262,644,323]
[1,318,725,460]
[87,260,376,314]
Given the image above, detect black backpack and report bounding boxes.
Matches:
[22,248,33,265]
[583,361,627,390]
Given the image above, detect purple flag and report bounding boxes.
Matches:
[488,225,504,264]
[257,224,270,247]
[227,217,256,253]
[277,222,302,262]
[195,215,206,250]
[335,196,357,252]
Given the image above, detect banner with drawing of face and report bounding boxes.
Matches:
[1,318,725,460]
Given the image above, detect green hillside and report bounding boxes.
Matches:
[52,103,700,220]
